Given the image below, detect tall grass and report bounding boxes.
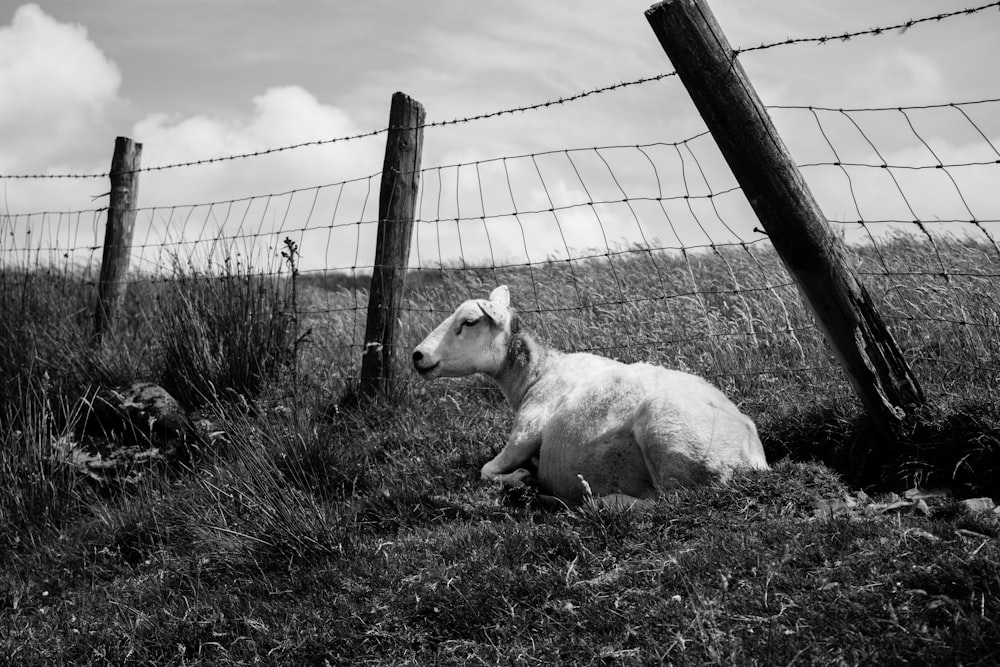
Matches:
[0,250,300,545]
[155,256,299,408]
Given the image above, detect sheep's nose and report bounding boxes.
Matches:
[412,350,423,365]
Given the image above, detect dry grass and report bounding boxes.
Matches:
[2,237,1000,664]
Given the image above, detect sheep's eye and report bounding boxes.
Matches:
[458,318,480,333]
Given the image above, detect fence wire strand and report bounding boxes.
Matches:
[4,2,996,181]
[2,3,999,408]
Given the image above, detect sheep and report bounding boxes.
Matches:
[412,285,768,507]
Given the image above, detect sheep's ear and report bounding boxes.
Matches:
[488,285,510,308]
[477,300,505,325]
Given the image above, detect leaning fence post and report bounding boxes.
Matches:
[359,92,426,398]
[94,136,142,343]
[645,0,924,436]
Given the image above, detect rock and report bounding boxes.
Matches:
[55,383,207,483]
[80,383,191,448]
[958,497,997,514]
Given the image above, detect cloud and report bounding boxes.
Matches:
[0,3,123,233]
[128,86,387,273]
[0,4,121,172]
[6,1,997,275]
[3,69,386,273]
[134,86,361,174]
[847,50,946,107]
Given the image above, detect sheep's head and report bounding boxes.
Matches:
[413,285,513,380]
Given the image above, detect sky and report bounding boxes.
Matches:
[2,1,999,273]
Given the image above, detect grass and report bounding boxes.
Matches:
[2,237,1000,665]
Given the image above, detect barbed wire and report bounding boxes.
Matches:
[0,73,679,182]
[3,2,997,182]
[736,0,1000,54]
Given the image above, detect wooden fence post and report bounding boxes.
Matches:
[359,92,426,398]
[94,136,142,343]
[645,0,924,436]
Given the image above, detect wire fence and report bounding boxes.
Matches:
[2,1,999,414]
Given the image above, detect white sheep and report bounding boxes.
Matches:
[412,285,768,507]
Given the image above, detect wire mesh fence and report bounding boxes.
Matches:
[2,2,998,415]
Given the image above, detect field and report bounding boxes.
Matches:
[2,238,1000,665]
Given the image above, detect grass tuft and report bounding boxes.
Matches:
[155,258,298,408]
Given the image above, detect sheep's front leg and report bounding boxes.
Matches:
[481,424,541,485]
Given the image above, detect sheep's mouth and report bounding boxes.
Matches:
[415,361,440,377]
